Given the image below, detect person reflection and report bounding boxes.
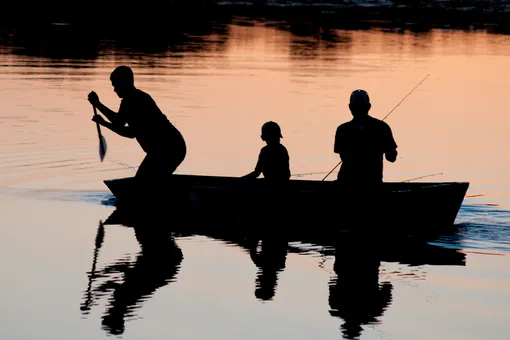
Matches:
[81,219,183,336]
[249,235,288,301]
[328,236,392,339]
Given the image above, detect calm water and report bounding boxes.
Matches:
[1,18,510,339]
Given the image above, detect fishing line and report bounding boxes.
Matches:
[106,159,138,171]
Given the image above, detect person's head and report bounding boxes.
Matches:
[110,66,135,98]
[261,121,283,144]
[348,89,371,118]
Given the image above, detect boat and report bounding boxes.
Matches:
[104,174,469,239]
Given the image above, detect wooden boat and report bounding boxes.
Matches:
[104,174,469,239]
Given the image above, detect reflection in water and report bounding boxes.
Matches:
[80,216,183,336]
[105,208,292,302]
[284,23,353,61]
[0,17,232,62]
[1,0,510,83]
[103,206,467,340]
[182,228,289,302]
[177,224,289,302]
[81,221,106,315]
[325,232,466,339]
[112,19,232,55]
[249,236,288,301]
[0,11,491,67]
[276,232,462,340]
[7,22,102,60]
[5,0,510,35]
[328,236,391,339]
[2,14,509,89]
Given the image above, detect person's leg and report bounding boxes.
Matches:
[164,145,186,175]
[166,149,185,175]
[135,153,155,179]
[136,148,186,179]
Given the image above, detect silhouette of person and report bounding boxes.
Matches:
[334,89,398,233]
[242,121,291,182]
[328,237,392,339]
[334,89,398,185]
[88,65,186,179]
[80,218,183,336]
[249,235,288,301]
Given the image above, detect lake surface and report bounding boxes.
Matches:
[1,15,510,340]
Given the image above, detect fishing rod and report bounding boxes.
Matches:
[321,73,431,181]
[401,172,443,182]
[292,170,441,182]
[291,171,335,178]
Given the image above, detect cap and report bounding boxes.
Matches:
[261,121,283,138]
[350,89,370,106]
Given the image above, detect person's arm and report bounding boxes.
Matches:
[242,170,261,180]
[284,148,291,179]
[241,149,264,179]
[385,148,397,162]
[95,102,127,126]
[88,91,127,126]
[242,166,262,180]
[384,124,398,163]
[334,126,350,162]
[92,115,135,139]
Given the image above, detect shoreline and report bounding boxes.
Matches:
[2,1,510,34]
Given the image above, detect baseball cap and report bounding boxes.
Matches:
[350,89,370,106]
[261,121,283,138]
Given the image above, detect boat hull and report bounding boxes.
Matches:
[104,175,469,239]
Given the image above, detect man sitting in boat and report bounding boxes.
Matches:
[242,121,291,182]
[334,89,398,186]
[334,89,398,232]
[87,66,186,179]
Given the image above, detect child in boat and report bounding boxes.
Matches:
[242,121,291,181]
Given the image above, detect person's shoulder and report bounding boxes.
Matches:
[132,88,154,101]
[336,121,347,130]
[336,120,354,133]
[260,144,269,153]
[261,143,287,154]
[278,143,289,155]
[337,120,352,128]
[369,116,392,130]
[139,88,153,98]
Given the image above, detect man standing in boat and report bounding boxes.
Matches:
[334,89,398,233]
[87,65,186,179]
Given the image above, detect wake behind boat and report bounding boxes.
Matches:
[104,174,469,239]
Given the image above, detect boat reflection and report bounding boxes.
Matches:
[100,207,466,338]
[80,217,183,336]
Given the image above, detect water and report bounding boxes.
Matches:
[1,14,510,340]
